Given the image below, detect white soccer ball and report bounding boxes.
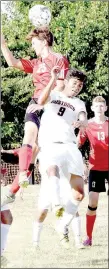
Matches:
[29,5,51,27]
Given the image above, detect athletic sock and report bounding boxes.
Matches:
[86,214,96,240]
[33,221,43,244]
[49,176,61,206]
[19,144,32,171]
[1,224,10,256]
[10,173,20,194]
[71,215,81,244]
[57,200,80,233]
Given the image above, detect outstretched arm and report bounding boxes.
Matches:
[38,66,60,105]
[1,33,24,70]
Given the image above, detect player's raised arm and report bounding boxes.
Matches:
[76,126,88,148]
[54,56,69,92]
[1,32,24,70]
[37,66,60,105]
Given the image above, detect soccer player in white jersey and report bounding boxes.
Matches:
[33,67,87,248]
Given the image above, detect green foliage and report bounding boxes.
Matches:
[1,0,108,148]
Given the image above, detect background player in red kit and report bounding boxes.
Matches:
[1,28,69,202]
[77,96,109,246]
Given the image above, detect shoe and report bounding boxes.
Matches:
[33,241,39,248]
[75,242,85,249]
[55,226,69,249]
[60,232,69,249]
[19,171,29,188]
[53,205,64,218]
[1,188,15,207]
[1,256,8,267]
[83,237,92,246]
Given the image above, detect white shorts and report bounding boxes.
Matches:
[39,143,84,178]
[38,173,72,210]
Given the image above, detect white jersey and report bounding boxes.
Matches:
[38,91,86,146]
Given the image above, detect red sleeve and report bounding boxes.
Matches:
[20,58,37,73]
[77,130,88,146]
[57,56,69,80]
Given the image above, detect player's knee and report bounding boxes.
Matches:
[89,192,99,207]
[77,192,84,201]
[1,210,13,225]
[37,209,48,222]
[47,165,59,177]
[74,190,85,201]
[88,200,98,208]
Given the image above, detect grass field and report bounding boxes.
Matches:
[1,184,108,268]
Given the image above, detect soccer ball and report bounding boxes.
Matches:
[29,5,51,27]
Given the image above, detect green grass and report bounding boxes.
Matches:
[2,185,108,268]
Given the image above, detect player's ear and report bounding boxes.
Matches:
[43,39,47,46]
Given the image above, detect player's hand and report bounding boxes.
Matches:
[83,163,88,183]
[72,120,87,130]
[51,66,61,80]
[26,104,43,113]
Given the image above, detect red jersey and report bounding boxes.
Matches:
[78,117,109,171]
[20,51,69,98]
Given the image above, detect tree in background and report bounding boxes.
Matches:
[1,0,108,148]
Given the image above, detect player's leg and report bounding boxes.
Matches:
[33,209,48,247]
[71,211,82,248]
[1,144,38,207]
[33,175,50,246]
[1,207,13,256]
[53,144,84,247]
[83,170,107,246]
[59,174,84,230]
[83,191,99,246]
[56,166,84,247]
[46,165,64,216]
[55,175,72,249]
[18,100,42,187]
[10,143,39,193]
[39,144,66,216]
[18,121,38,186]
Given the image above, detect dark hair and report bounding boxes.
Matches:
[66,68,87,82]
[26,27,54,46]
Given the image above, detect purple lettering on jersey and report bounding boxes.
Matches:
[51,100,75,111]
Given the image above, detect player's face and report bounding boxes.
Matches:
[91,102,107,116]
[65,78,83,97]
[31,37,46,56]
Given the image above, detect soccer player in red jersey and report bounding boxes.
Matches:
[77,96,109,246]
[1,28,69,201]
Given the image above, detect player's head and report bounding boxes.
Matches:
[91,96,107,116]
[64,68,87,97]
[26,27,54,56]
